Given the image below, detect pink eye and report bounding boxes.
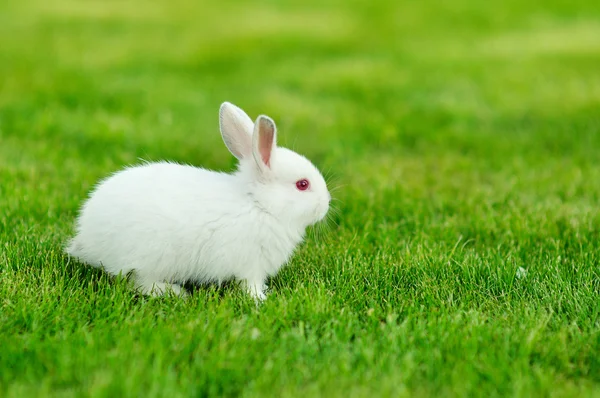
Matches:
[296,179,310,191]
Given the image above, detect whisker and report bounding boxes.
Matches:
[326,178,342,187]
[328,206,343,217]
[330,199,345,206]
[329,213,341,222]
[324,171,341,185]
[327,216,340,228]
[327,204,340,214]
[329,184,347,191]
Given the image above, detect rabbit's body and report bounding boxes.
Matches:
[68,162,304,295]
[67,103,330,299]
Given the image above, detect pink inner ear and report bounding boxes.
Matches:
[258,118,275,167]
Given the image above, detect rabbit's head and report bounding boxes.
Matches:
[219,102,330,231]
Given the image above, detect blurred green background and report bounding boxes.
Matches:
[1,0,599,396]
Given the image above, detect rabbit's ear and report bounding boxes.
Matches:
[252,115,277,171]
[219,102,253,159]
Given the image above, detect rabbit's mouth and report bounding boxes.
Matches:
[315,201,330,223]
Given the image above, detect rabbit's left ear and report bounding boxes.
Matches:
[252,115,277,172]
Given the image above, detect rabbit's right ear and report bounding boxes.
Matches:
[252,115,277,173]
[219,102,253,159]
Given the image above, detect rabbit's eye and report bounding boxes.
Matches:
[296,179,310,191]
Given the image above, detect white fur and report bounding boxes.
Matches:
[66,102,330,300]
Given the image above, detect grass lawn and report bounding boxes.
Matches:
[1,0,600,396]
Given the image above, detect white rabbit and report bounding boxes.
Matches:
[66,102,331,300]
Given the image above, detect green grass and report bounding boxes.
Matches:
[1,0,600,396]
